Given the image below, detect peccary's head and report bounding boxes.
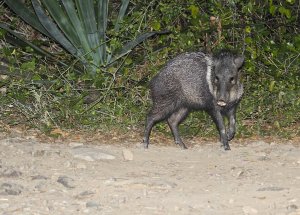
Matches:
[211,51,244,107]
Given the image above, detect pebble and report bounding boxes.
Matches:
[32,150,47,157]
[86,201,101,208]
[229,199,235,204]
[34,181,48,192]
[0,183,23,195]
[70,147,115,161]
[69,142,84,147]
[237,170,244,178]
[76,163,87,169]
[75,191,95,199]
[122,149,134,161]
[57,176,75,189]
[0,168,22,178]
[243,206,258,214]
[287,204,298,210]
[257,187,286,191]
[31,175,48,180]
[257,152,270,161]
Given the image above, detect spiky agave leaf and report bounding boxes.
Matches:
[75,0,102,66]
[0,22,53,58]
[31,0,86,65]
[114,0,130,32]
[4,0,170,74]
[109,30,171,65]
[3,0,51,38]
[0,23,80,72]
[61,0,92,59]
[97,0,109,64]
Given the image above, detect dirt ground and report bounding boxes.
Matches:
[0,129,299,215]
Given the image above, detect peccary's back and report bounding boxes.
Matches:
[150,52,213,109]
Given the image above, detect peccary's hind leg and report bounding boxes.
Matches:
[143,116,155,149]
[167,108,189,149]
[143,108,170,149]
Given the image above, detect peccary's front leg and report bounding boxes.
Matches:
[226,107,237,141]
[210,110,230,150]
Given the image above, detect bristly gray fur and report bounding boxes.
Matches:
[144,49,245,150]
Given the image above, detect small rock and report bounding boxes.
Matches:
[257,155,270,161]
[31,175,48,180]
[86,201,101,208]
[69,142,84,147]
[287,204,298,210]
[257,152,267,157]
[125,179,177,190]
[104,177,117,185]
[174,206,180,211]
[83,209,90,214]
[32,150,46,157]
[0,168,22,178]
[34,181,48,192]
[243,206,258,214]
[75,191,95,199]
[76,163,87,169]
[122,149,133,161]
[70,147,115,161]
[237,170,244,178]
[57,176,75,188]
[0,183,23,195]
[257,186,286,191]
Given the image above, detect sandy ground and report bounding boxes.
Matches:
[0,130,299,215]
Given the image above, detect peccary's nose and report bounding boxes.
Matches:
[217,100,227,107]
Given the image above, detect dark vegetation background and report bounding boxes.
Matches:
[0,0,299,139]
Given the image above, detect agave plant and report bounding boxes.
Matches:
[2,0,168,74]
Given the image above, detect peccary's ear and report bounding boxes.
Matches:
[234,56,244,69]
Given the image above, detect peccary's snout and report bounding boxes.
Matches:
[215,80,229,107]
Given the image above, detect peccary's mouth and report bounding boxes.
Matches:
[217,101,227,107]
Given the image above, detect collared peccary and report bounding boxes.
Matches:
[143,50,244,150]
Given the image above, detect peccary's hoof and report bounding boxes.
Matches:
[143,140,149,149]
[224,145,231,150]
[227,131,235,141]
[181,145,188,150]
[176,141,187,149]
